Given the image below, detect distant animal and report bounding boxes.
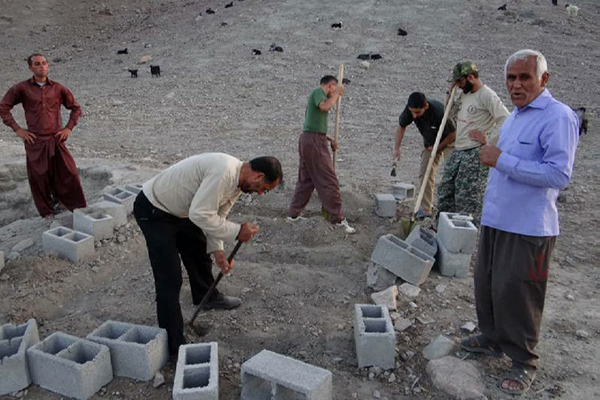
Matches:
[397,28,408,36]
[574,107,588,135]
[498,4,507,11]
[150,65,161,77]
[552,0,558,5]
[206,8,215,14]
[128,69,138,78]
[357,54,370,60]
[565,4,579,17]
[225,2,233,8]
[117,48,128,55]
[252,49,262,55]
[331,22,342,29]
[357,53,382,61]
[371,53,383,60]
[269,43,284,52]
[221,22,228,26]
[342,78,351,85]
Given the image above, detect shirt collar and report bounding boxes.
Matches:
[28,77,53,86]
[516,89,551,112]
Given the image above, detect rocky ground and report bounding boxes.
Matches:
[1,0,599,399]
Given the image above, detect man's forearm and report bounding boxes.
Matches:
[395,126,405,152]
[438,131,456,151]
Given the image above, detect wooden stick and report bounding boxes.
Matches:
[333,63,344,170]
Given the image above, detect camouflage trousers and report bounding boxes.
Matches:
[437,146,489,224]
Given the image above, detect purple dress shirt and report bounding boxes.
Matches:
[481,89,579,236]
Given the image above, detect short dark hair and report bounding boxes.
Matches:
[407,92,427,109]
[249,156,283,184]
[320,75,338,85]
[27,53,46,66]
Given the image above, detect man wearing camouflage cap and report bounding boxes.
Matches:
[437,61,509,223]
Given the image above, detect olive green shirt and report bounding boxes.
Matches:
[303,87,328,133]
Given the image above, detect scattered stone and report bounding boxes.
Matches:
[398,282,421,298]
[417,314,435,325]
[389,312,399,320]
[394,317,412,332]
[371,285,398,311]
[117,235,126,243]
[359,60,370,70]
[153,371,165,388]
[388,373,396,383]
[12,238,34,252]
[139,55,152,64]
[373,389,381,399]
[576,330,589,339]
[409,301,417,309]
[565,293,575,301]
[366,263,397,291]
[461,322,477,333]
[435,284,447,294]
[8,251,20,261]
[426,356,486,399]
[402,351,415,361]
[422,335,459,360]
[1,273,9,281]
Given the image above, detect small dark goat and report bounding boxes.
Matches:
[117,48,128,55]
[128,69,138,78]
[150,65,161,77]
[331,22,342,29]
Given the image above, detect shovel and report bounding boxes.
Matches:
[399,87,456,238]
[187,240,243,336]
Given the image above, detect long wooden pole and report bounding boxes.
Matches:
[333,64,344,170]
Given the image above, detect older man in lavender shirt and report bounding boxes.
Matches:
[461,50,579,396]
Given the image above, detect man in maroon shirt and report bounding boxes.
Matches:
[0,54,86,217]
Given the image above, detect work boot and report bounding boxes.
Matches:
[202,293,242,310]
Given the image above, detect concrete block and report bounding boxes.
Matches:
[173,342,218,400]
[42,227,95,263]
[436,238,472,278]
[87,320,168,381]
[27,332,113,399]
[103,188,136,215]
[92,201,128,227]
[392,183,415,200]
[354,304,396,369]
[438,212,478,254]
[0,319,40,395]
[74,207,115,240]
[125,184,143,195]
[375,194,396,218]
[371,234,435,286]
[241,350,332,400]
[406,226,438,258]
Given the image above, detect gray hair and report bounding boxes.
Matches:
[504,49,548,79]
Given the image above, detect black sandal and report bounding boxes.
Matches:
[460,334,503,357]
[499,365,536,395]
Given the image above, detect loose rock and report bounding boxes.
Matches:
[153,371,165,388]
[422,335,459,360]
[366,263,397,291]
[461,322,477,333]
[12,238,34,252]
[398,282,421,298]
[371,285,398,311]
[426,356,486,399]
[394,317,412,332]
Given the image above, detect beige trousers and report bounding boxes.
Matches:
[418,145,454,214]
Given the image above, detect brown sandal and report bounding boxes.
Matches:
[460,334,503,357]
[499,365,536,395]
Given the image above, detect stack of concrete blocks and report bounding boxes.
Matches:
[436,212,478,278]
[240,350,332,400]
[103,187,137,215]
[73,207,115,240]
[392,183,415,200]
[354,304,395,369]
[371,234,435,286]
[173,342,218,400]
[42,226,95,263]
[375,193,396,218]
[0,319,40,395]
[406,226,438,258]
[125,183,143,195]
[92,201,128,227]
[87,320,168,381]
[27,332,113,399]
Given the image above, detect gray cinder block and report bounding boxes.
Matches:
[436,238,472,278]
[375,194,396,218]
[371,234,435,286]
[87,320,168,381]
[0,319,40,395]
[124,184,143,195]
[354,304,396,369]
[27,332,113,400]
[438,212,478,254]
[92,201,128,227]
[42,227,95,263]
[103,188,136,215]
[173,342,218,400]
[392,183,415,200]
[241,350,332,400]
[406,226,438,258]
[74,208,115,240]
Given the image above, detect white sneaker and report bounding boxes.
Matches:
[337,218,356,234]
[287,216,307,222]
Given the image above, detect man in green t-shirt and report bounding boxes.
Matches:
[288,75,355,233]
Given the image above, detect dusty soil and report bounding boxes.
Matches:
[1,0,599,399]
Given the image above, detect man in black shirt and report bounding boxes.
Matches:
[394,92,456,217]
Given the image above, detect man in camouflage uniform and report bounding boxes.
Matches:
[437,61,509,223]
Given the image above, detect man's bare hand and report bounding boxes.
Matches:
[330,139,338,152]
[16,128,36,144]
[480,144,501,167]
[213,250,234,274]
[55,128,71,142]
[238,222,258,243]
[335,84,345,97]
[469,130,487,145]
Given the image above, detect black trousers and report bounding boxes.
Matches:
[134,192,218,355]
[475,226,556,370]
